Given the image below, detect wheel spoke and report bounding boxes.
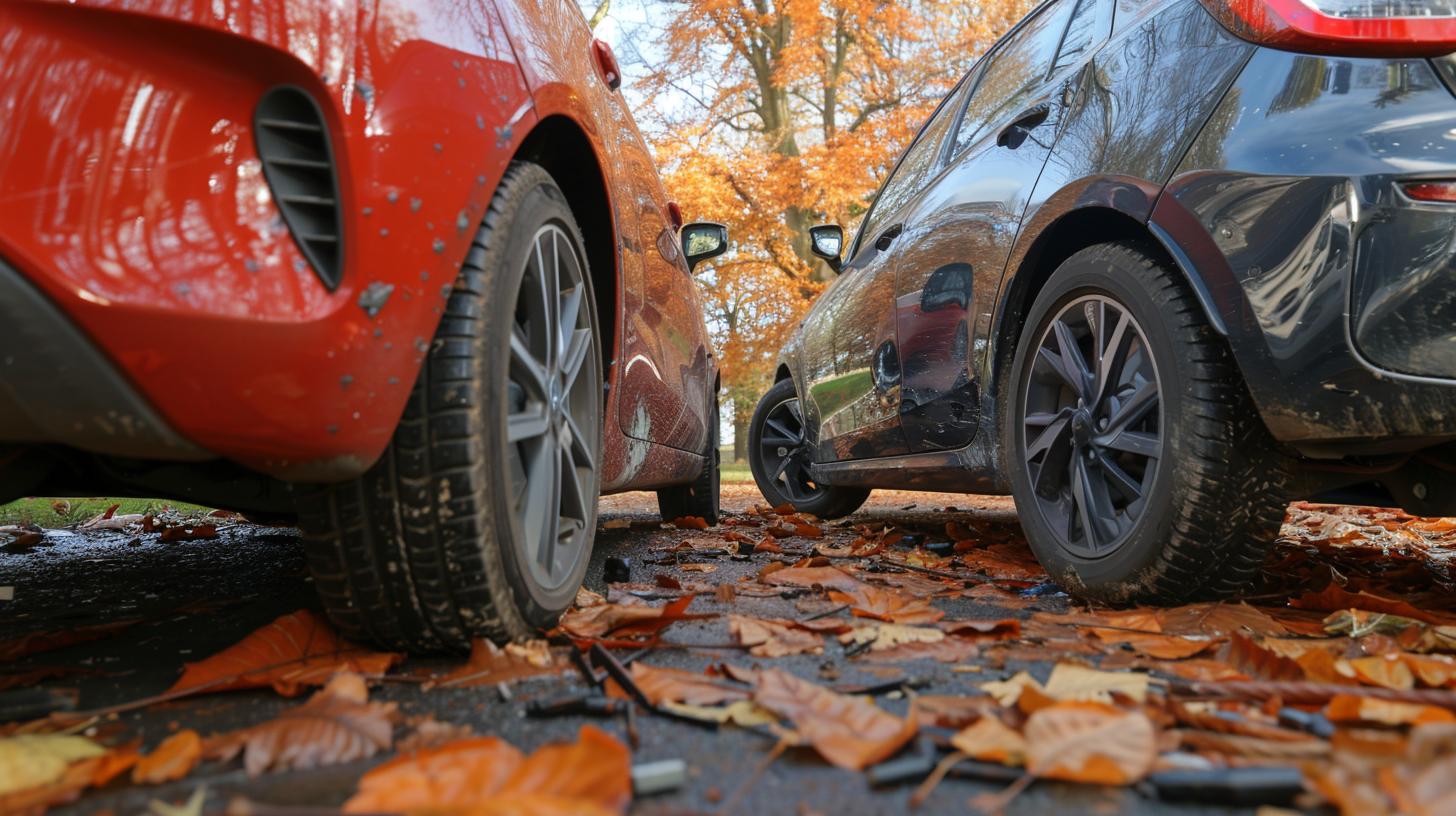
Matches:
[1094,450,1143,503]
[533,236,557,370]
[559,445,589,528]
[1094,309,1133,406]
[1071,456,1118,550]
[1104,379,1157,436]
[564,410,596,471]
[1024,411,1064,428]
[765,416,801,444]
[760,433,798,448]
[1097,429,1160,459]
[1051,319,1093,401]
[559,327,591,397]
[508,403,550,443]
[511,325,550,402]
[1024,413,1071,462]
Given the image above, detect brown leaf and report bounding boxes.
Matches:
[1223,634,1307,681]
[436,640,564,688]
[631,663,750,706]
[344,725,631,815]
[1158,603,1287,638]
[914,695,1004,729]
[1325,693,1456,726]
[558,595,709,640]
[168,609,403,697]
[729,615,823,657]
[159,524,219,542]
[761,566,863,593]
[206,673,397,776]
[940,619,1021,640]
[828,585,943,625]
[950,716,1026,765]
[1293,584,1445,625]
[672,516,711,530]
[1339,654,1416,690]
[1024,702,1157,785]
[752,669,918,771]
[132,730,201,785]
[0,619,140,662]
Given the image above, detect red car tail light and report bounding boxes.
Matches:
[1199,0,1456,57]
[1403,180,1456,201]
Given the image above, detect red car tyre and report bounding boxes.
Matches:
[298,162,602,650]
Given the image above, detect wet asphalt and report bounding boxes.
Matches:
[0,489,1253,815]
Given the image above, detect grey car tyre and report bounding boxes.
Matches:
[297,162,603,651]
[749,378,870,519]
[1005,240,1288,604]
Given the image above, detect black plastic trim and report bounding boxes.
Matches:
[254,85,344,290]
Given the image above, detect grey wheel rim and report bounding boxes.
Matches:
[506,223,599,591]
[759,398,820,504]
[1020,294,1162,558]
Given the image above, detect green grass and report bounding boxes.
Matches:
[721,461,754,484]
[0,497,212,527]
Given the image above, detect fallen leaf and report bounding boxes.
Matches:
[344,726,630,815]
[133,730,202,785]
[436,640,564,688]
[1042,664,1149,703]
[1293,584,1444,625]
[980,671,1041,706]
[1224,634,1306,681]
[89,742,141,787]
[630,663,750,707]
[681,563,717,574]
[558,596,709,640]
[0,734,105,797]
[950,716,1026,765]
[1024,702,1156,785]
[752,669,918,771]
[205,673,397,776]
[914,696,1004,729]
[839,623,944,652]
[672,516,710,530]
[168,609,403,697]
[829,585,943,625]
[940,619,1021,640]
[603,518,630,530]
[729,615,823,657]
[761,566,863,594]
[1340,655,1416,690]
[159,525,219,542]
[0,619,141,662]
[661,700,778,727]
[1325,694,1456,726]
[397,716,474,753]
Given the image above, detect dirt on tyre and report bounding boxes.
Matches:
[657,397,721,525]
[1004,240,1288,605]
[297,161,603,652]
[748,378,869,519]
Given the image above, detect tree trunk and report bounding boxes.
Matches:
[733,398,752,463]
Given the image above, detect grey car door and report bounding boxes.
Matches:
[890,0,1111,452]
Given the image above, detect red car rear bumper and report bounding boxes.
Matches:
[0,1,537,479]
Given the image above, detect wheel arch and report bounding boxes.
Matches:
[511,115,618,382]
[991,202,1232,402]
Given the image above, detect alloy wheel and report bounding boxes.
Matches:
[758,398,821,503]
[1021,294,1162,558]
[505,224,599,591]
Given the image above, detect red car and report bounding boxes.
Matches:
[0,0,725,651]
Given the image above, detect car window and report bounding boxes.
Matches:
[949,0,1075,156]
[1051,0,1099,76]
[854,78,972,256]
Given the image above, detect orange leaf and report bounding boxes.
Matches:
[761,566,863,593]
[1325,693,1456,726]
[729,615,824,657]
[630,663,750,706]
[672,516,710,530]
[436,640,564,688]
[89,743,141,787]
[828,585,943,625]
[557,595,710,640]
[132,730,201,785]
[1340,655,1415,690]
[1223,634,1306,681]
[1292,584,1442,625]
[950,716,1026,765]
[345,726,630,816]
[206,673,397,776]
[752,668,917,770]
[168,609,403,697]
[1024,702,1157,785]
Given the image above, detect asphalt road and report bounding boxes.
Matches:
[1,486,1252,815]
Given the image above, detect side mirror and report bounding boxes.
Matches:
[809,224,843,273]
[682,222,728,273]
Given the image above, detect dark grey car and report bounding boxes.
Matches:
[749,0,1456,603]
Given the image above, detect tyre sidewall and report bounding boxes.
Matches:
[1005,251,1194,601]
[479,176,602,626]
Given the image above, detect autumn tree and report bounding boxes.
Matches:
[611,0,1034,458]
